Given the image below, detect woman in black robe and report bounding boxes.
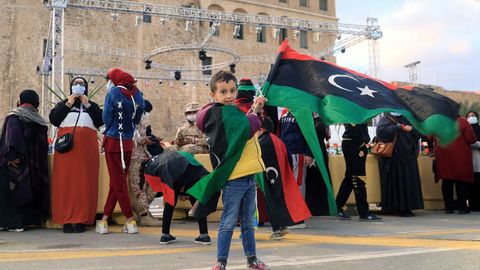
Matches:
[305,115,332,216]
[376,113,424,216]
[0,90,49,231]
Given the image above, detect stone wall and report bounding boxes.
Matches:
[0,0,338,140]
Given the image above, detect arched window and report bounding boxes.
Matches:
[208,4,225,37]
[257,13,268,43]
[233,8,247,40]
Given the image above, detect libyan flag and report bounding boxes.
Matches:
[144,150,209,207]
[256,132,311,226]
[261,40,460,215]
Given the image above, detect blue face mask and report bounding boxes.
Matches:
[106,80,115,91]
[72,85,85,96]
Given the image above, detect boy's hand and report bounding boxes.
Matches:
[252,96,267,113]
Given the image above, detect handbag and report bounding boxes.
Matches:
[371,115,399,158]
[54,107,81,153]
[371,135,397,158]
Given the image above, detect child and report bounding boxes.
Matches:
[256,117,311,240]
[192,71,270,270]
[96,68,145,234]
[143,150,214,245]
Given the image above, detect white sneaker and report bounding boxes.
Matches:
[8,228,24,232]
[287,223,306,230]
[122,220,139,234]
[95,220,109,234]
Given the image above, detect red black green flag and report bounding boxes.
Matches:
[262,40,460,215]
[256,133,311,226]
[144,150,209,206]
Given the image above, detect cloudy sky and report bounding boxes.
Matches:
[335,0,480,91]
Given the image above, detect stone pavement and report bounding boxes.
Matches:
[1,210,480,270]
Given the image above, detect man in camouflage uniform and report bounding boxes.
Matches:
[174,102,209,154]
[128,100,162,226]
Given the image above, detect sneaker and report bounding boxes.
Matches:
[337,210,352,220]
[95,220,109,234]
[280,227,290,236]
[247,259,271,270]
[359,213,382,222]
[212,262,226,270]
[122,220,139,234]
[270,231,283,240]
[160,234,177,244]
[139,214,162,227]
[194,235,212,245]
[8,228,24,232]
[287,222,306,230]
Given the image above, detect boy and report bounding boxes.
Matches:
[192,71,270,270]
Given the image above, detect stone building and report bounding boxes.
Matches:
[0,0,338,140]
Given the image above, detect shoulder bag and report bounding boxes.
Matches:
[55,108,81,153]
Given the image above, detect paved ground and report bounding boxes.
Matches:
[1,210,480,270]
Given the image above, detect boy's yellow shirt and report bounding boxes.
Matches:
[228,134,265,180]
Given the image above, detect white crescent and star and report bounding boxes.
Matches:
[265,167,279,184]
[328,74,377,98]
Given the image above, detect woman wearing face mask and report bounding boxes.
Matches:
[49,77,103,233]
[466,111,480,211]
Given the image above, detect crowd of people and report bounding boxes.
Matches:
[1,68,480,270]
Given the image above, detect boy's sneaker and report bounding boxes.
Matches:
[122,220,139,234]
[270,231,283,240]
[359,213,382,222]
[212,262,226,270]
[337,210,352,220]
[247,259,271,270]
[160,234,177,244]
[280,227,290,236]
[95,220,108,234]
[8,228,24,232]
[194,235,212,245]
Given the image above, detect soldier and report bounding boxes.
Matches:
[128,100,162,226]
[174,102,208,154]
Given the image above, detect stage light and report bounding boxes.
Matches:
[144,59,152,70]
[111,12,118,21]
[174,70,181,81]
[158,79,163,84]
[341,47,346,53]
[199,50,207,61]
[229,63,236,73]
[255,26,263,34]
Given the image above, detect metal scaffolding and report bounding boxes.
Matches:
[46,0,382,86]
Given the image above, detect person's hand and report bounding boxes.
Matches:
[304,156,314,167]
[251,96,266,113]
[402,125,413,132]
[7,159,21,167]
[66,95,76,106]
[80,95,90,106]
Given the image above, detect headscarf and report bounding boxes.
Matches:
[19,89,40,108]
[10,90,48,126]
[106,68,138,96]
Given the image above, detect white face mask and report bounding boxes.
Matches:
[468,116,478,125]
[186,114,197,122]
[390,112,402,117]
[106,80,115,91]
[72,85,85,96]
